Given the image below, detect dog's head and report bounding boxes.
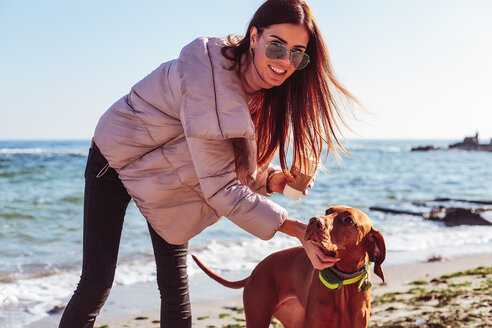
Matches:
[305,205,386,282]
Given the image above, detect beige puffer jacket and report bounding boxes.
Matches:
[93,37,288,245]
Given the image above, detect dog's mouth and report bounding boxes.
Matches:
[313,241,337,258]
[321,245,337,258]
[324,250,337,257]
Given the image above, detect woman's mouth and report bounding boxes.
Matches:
[269,65,286,76]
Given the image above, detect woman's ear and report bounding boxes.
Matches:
[249,26,259,50]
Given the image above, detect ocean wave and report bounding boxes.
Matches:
[382,222,492,253]
[0,266,69,283]
[188,236,301,275]
[59,195,84,205]
[0,236,299,304]
[0,212,37,221]
[0,148,87,157]
[347,145,404,153]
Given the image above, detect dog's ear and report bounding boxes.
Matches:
[366,229,386,283]
[325,207,336,215]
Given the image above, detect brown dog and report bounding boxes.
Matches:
[192,206,386,328]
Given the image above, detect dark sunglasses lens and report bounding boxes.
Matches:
[292,52,309,70]
[265,42,287,59]
[265,42,310,70]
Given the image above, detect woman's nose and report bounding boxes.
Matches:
[278,52,292,67]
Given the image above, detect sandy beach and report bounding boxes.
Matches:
[29,252,492,328]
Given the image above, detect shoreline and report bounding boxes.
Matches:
[28,252,492,328]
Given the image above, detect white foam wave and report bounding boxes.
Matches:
[0,269,79,327]
[0,148,87,156]
[0,260,160,327]
[0,260,158,308]
[382,221,492,256]
[188,235,300,275]
[345,144,404,153]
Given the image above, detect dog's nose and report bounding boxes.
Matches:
[309,217,325,231]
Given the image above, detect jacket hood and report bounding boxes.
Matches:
[177,37,256,141]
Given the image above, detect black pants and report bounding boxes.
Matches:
[59,143,191,328]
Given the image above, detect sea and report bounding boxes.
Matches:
[1,139,491,327]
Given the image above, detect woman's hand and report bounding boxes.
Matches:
[267,171,288,193]
[302,177,315,196]
[298,232,339,270]
[267,172,315,195]
[278,218,339,270]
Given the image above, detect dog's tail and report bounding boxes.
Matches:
[191,255,248,289]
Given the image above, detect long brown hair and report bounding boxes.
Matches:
[222,0,360,172]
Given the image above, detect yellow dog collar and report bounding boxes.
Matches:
[319,262,372,291]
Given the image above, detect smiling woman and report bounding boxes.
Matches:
[250,23,309,86]
[58,1,361,327]
[222,0,361,173]
[259,30,311,70]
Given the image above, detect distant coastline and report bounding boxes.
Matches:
[412,133,492,152]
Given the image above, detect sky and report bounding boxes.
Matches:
[1,0,491,141]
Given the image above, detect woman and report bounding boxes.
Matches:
[60,0,359,327]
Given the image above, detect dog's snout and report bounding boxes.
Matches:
[309,217,325,231]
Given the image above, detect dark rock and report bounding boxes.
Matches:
[47,305,66,315]
[411,145,439,151]
[433,198,492,205]
[369,206,423,216]
[423,206,446,221]
[449,133,492,152]
[424,207,491,226]
[449,135,480,150]
[427,254,448,262]
[412,133,492,152]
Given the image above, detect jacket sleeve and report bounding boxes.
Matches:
[186,137,287,240]
[248,164,283,197]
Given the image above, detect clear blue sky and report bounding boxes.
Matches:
[1,0,491,141]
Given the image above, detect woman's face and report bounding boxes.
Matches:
[250,23,309,88]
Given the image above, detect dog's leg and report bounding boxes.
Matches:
[272,296,305,328]
[243,282,277,327]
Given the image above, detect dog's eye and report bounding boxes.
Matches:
[344,217,354,225]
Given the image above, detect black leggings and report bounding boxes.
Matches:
[59,143,191,328]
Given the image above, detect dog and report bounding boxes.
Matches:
[192,205,386,328]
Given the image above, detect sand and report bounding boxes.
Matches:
[30,252,492,328]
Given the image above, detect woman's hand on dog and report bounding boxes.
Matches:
[279,218,339,270]
[300,236,340,270]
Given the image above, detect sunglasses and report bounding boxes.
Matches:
[261,35,310,70]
